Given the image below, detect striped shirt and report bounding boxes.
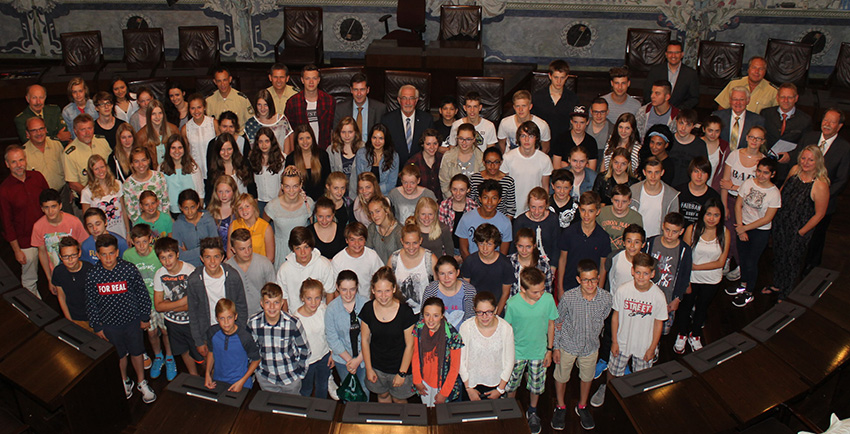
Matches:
[247,311,311,385]
[469,172,517,218]
[554,286,613,357]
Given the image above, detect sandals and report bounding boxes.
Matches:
[761,287,780,295]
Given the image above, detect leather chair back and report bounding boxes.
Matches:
[122,28,165,70]
[175,26,219,68]
[60,31,104,73]
[319,67,364,105]
[625,29,671,76]
[457,77,504,123]
[384,70,431,112]
[829,42,850,89]
[439,5,482,42]
[697,41,745,86]
[531,71,577,95]
[128,78,169,103]
[765,38,813,88]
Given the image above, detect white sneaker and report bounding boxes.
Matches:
[123,378,134,399]
[328,375,339,400]
[137,380,157,404]
[688,335,704,352]
[590,384,606,407]
[673,334,687,354]
[726,265,741,281]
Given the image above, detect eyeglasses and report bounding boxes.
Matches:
[475,310,495,317]
[747,135,765,142]
[457,137,475,143]
[96,102,114,107]
[581,278,600,284]
[399,96,417,101]
[484,160,501,165]
[59,254,77,260]
[591,110,607,115]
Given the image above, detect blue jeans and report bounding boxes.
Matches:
[738,229,770,292]
[300,352,331,399]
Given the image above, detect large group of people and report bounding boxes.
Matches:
[1,45,847,434]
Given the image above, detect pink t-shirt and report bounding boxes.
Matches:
[30,212,88,271]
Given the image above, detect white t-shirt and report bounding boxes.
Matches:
[80,183,127,238]
[738,178,781,230]
[638,185,664,238]
[153,262,196,324]
[497,115,552,150]
[294,304,330,365]
[306,99,319,140]
[608,251,634,296]
[203,268,227,326]
[724,150,762,196]
[331,247,385,298]
[254,166,282,203]
[449,118,498,151]
[501,148,553,217]
[613,281,668,358]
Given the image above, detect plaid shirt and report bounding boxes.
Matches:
[508,253,554,297]
[438,197,477,229]
[554,286,612,357]
[247,311,311,385]
[405,152,444,202]
[284,90,336,149]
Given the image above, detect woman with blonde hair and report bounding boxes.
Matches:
[136,99,179,166]
[207,175,239,247]
[412,197,454,257]
[263,166,314,269]
[329,116,361,198]
[108,122,136,182]
[81,154,129,237]
[324,171,355,228]
[366,196,402,264]
[592,147,639,205]
[387,222,437,315]
[354,172,383,226]
[227,193,275,263]
[62,77,98,139]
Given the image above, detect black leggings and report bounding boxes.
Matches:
[675,282,720,338]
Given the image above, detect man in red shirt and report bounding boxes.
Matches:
[284,64,335,150]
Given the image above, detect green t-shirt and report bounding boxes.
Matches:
[135,211,174,242]
[596,205,643,251]
[123,248,161,298]
[504,292,558,361]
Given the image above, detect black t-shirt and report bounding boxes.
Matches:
[359,301,418,373]
[51,261,93,321]
[452,210,465,249]
[676,183,721,226]
[552,132,598,162]
[94,118,126,150]
[435,121,453,146]
[309,223,346,259]
[668,137,708,187]
[460,253,514,302]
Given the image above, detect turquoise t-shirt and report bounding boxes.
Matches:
[123,247,161,299]
[504,292,558,361]
[135,211,174,241]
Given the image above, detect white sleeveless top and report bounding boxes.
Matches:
[391,249,434,315]
[186,116,216,177]
[691,234,723,284]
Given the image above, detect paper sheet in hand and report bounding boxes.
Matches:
[770,140,798,155]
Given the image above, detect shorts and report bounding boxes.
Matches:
[506,359,547,395]
[165,321,203,362]
[554,350,597,384]
[365,368,415,399]
[608,349,657,377]
[102,323,145,358]
[148,309,166,332]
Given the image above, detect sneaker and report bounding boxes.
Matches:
[688,334,704,352]
[143,353,151,369]
[328,375,339,401]
[150,354,164,379]
[551,407,567,430]
[137,380,157,404]
[575,406,595,430]
[165,357,177,381]
[673,334,687,354]
[590,384,606,408]
[526,410,542,434]
[722,258,730,275]
[725,284,746,296]
[593,359,608,379]
[123,378,134,400]
[726,265,741,281]
[733,292,754,307]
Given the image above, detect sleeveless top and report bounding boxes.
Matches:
[230,218,270,257]
[774,175,815,238]
[390,249,434,315]
[691,234,722,284]
[217,214,232,248]
[186,116,216,177]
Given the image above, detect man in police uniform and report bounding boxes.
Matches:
[267,63,298,115]
[63,114,112,203]
[23,117,71,211]
[206,67,253,133]
[715,56,778,115]
[14,84,72,144]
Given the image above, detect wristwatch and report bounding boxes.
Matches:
[496,387,505,395]
[547,347,554,352]
[397,371,408,378]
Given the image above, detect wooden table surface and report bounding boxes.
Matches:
[0,301,39,361]
[810,287,850,334]
[230,402,337,434]
[134,388,241,434]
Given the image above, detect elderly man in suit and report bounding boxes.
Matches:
[711,86,765,149]
[333,73,386,144]
[803,108,850,272]
[763,83,812,183]
[643,41,700,110]
[380,84,434,165]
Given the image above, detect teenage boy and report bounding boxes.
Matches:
[597,184,644,251]
[557,191,612,300]
[588,98,614,157]
[277,227,336,314]
[645,213,692,338]
[502,121,553,217]
[602,67,641,124]
[86,234,157,403]
[435,97,458,148]
[636,80,679,139]
[187,237,249,360]
[332,222,384,298]
[461,223,514,315]
[52,237,93,330]
[456,179,512,258]
[552,106,598,171]
[668,109,708,187]
[498,90,552,152]
[630,157,680,239]
[248,282,311,393]
[551,259,612,431]
[31,188,88,296]
[81,208,128,264]
[504,267,558,434]
[124,223,170,379]
[591,253,666,408]
[531,60,578,155]
[448,92,498,151]
[173,190,218,267]
[226,228,275,318]
[206,298,261,392]
[604,224,646,295]
[513,187,561,265]
[154,236,202,378]
[549,169,579,231]
[677,157,721,226]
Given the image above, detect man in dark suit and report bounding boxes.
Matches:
[763,83,812,183]
[804,108,850,271]
[643,41,700,110]
[711,86,764,149]
[332,73,387,143]
[380,84,434,165]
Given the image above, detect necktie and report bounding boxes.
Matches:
[405,117,413,151]
[780,113,787,135]
[731,116,741,148]
[820,139,827,153]
[356,106,363,136]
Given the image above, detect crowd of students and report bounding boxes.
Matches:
[1,54,843,434]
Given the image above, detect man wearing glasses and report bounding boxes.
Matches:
[23,117,72,213]
[644,41,700,110]
[381,84,434,165]
[711,87,765,149]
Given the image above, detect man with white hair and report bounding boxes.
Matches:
[711,86,765,149]
[380,84,434,164]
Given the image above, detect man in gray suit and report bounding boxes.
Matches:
[333,73,386,144]
[711,86,764,149]
[763,82,812,183]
